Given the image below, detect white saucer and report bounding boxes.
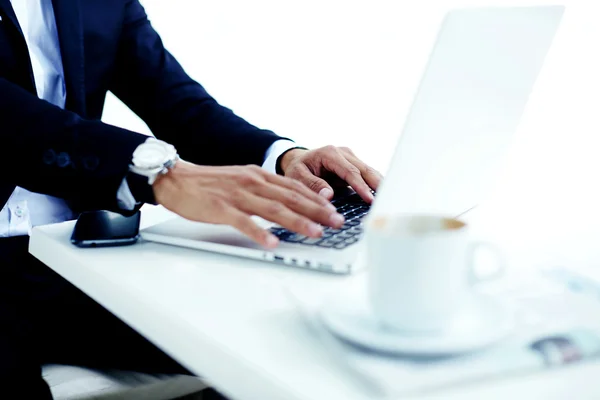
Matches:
[319,289,515,356]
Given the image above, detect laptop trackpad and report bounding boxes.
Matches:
[142,216,272,250]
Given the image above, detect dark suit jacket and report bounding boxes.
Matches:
[0,0,283,212]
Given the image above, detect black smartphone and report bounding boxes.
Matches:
[71,210,141,247]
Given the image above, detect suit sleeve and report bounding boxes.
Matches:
[0,77,148,212]
[109,0,285,169]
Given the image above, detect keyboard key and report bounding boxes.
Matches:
[347,194,363,203]
[272,230,293,240]
[318,240,338,248]
[301,237,323,245]
[283,233,306,243]
[329,236,345,244]
[334,242,348,249]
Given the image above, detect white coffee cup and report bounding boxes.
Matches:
[366,214,504,333]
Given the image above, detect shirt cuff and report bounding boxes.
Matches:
[116,177,139,211]
[262,139,301,174]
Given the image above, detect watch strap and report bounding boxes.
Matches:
[129,156,178,185]
[126,169,158,205]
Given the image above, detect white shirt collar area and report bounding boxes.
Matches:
[10,0,66,107]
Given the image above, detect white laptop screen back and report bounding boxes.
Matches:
[371,6,564,218]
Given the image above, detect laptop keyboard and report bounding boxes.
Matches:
[269,193,370,249]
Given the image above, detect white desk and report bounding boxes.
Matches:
[29,205,600,400]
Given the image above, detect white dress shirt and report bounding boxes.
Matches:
[1,0,296,237]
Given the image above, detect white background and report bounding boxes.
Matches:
[102,0,600,246]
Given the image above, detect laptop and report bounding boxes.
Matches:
[141,5,565,275]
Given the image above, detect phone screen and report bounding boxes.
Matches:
[71,210,141,247]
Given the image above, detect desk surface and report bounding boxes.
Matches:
[29,205,600,400]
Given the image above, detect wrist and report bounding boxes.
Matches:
[152,158,188,189]
[151,160,193,204]
[277,147,308,175]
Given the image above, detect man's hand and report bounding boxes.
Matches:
[279,146,383,203]
[152,161,345,248]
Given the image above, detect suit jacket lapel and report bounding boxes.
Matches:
[52,0,87,116]
[0,0,37,94]
[0,0,23,205]
[0,0,24,36]
[0,0,86,114]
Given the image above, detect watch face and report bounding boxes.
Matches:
[140,148,167,165]
[133,138,177,169]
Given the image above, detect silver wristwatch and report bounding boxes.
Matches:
[129,138,179,185]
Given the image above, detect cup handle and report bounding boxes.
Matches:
[467,241,506,285]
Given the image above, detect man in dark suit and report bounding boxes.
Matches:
[0,0,380,398]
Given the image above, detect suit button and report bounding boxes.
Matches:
[43,149,56,165]
[82,156,99,171]
[56,152,71,167]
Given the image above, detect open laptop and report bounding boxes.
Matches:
[141,5,565,275]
